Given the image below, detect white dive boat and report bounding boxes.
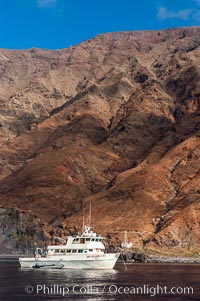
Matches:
[19,225,120,269]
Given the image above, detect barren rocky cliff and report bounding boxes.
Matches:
[0,27,199,255]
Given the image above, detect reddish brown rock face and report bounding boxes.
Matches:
[0,27,200,255]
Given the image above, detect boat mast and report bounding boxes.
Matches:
[82,200,85,230]
[89,201,92,226]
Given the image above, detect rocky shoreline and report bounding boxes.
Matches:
[146,255,200,264]
[120,252,200,263]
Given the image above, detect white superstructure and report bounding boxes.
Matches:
[19,225,119,269]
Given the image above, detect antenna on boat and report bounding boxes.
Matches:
[89,201,92,226]
[82,200,85,230]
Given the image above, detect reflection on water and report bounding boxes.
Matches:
[0,263,199,300]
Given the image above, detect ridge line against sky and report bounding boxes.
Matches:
[1,0,200,50]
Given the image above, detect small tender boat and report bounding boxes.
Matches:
[32,263,64,269]
[19,225,120,269]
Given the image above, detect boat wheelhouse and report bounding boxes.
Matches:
[46,226,105,256]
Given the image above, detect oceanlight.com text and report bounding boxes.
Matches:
[25,283,194,297]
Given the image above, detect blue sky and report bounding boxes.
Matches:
[1,0,200,49]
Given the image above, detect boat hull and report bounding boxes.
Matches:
[19,253,119,270]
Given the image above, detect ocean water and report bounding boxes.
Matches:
[0,262,199,300]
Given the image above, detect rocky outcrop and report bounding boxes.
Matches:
[0,27,199,255]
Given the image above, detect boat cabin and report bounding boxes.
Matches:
[46,225,106,256]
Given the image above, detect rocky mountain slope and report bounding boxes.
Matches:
[0,27,199,255]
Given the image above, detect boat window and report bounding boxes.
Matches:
[66,250,71,253]
[55,249,60,253]
[72,238,80,244]
[89,249,93,252]
[60,249,65,253]
[86,238,90,242]
[80,238,85,244]
[91,238,95,241]
[72,250,77,253]
[78,249,83,253]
